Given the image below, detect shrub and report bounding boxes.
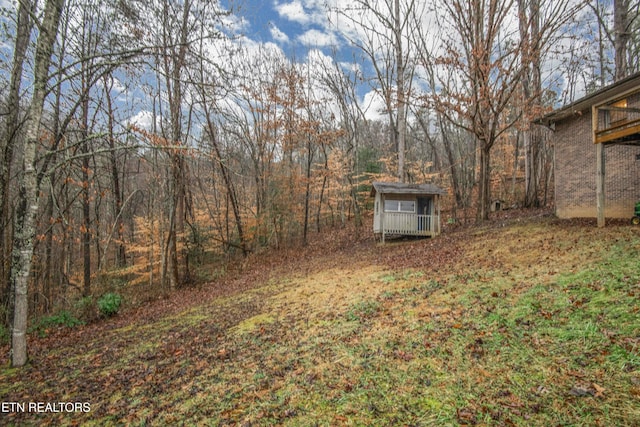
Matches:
[73,295,97,322]
[98,292,122,317]
[30,310,85,337]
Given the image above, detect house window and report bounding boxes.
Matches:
[610,98,628,124]
[384,200,415,213]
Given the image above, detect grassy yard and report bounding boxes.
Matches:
[1,214,639,426]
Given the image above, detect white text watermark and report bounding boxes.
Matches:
[1,401,91,413]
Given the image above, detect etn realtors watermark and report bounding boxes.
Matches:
[1,401,91,413]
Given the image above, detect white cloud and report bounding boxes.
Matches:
[362,89,388,122]
[126,110,156,130]
[340,61,362,76]
[222,10,250,34]
[275,1,311,24]
[297,29,338,47]
[111,78,127,94]
[270,24,290,43]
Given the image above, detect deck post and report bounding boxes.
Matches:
[434,195,438,235]
[596,142,605,227]
[381,194,385,243]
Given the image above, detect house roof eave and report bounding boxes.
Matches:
[536,71,640,127]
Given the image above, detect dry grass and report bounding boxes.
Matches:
[1,213,639,426]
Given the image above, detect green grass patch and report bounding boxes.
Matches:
[29,310,85,337]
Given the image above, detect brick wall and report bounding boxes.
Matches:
[554,112,640,219]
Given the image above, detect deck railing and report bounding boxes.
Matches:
[382,212,439,236]
[595,103,640,144]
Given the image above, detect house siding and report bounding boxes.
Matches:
[554,111,640,219]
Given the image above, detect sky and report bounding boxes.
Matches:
[233,0,343,55]
[0,0,605,129]
[132,0,385,129]
[226,0,607,112]
[226,0,400,121]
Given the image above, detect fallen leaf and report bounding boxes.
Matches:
[592,383,606,398]
[456,407,477,425]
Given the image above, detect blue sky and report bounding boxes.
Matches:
[227,0,606,109]
[0,0,595,129]
[225,0,395,121]
[232,0,347,59]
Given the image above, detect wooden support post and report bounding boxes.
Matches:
[596,142,605,227]
[381,194,385,243]
[437,195,441,235]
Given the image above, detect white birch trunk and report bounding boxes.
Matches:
[11,0,65,367]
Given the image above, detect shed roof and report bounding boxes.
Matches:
[537,71,640,126]
[370,182,446,197]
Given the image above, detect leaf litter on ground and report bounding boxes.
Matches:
[1,210,639,426]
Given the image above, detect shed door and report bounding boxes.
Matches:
[417,197,432,231]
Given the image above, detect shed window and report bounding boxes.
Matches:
[384,200,415,213]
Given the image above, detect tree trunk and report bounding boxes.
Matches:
[395,0,406,182]
[42,193,53,315]
[614,0,630,80]
[303,137,313,245]
[1,0,34,328]
[104,75,127,268]
[164,193,179,290]
[518,0,544,208]
[82,151,91,297]
[524,126,543,208]
[316,144,329,233]
[160,0,193,288]
[81,80,91,297]
[477,143,491,222]
[11,0,65,368]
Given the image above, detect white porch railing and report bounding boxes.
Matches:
[382,212,439,236]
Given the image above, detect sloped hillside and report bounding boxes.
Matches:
[1,212,639,426]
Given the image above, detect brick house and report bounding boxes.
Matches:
[538,72,640,225]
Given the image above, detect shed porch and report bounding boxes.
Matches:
[378,212,440,237]
[371,182,446,243]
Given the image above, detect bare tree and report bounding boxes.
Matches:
[588,0,640,82]
[429,0,581,220]
[1,0,35,328]
[317,52,368,231]
[219,46,285,247]
[431,0,525,221]
[331,0,422,182]
[412,26,476,213]
[614,0,632,80]
[518,0,585,207]
[192,35,248,255]
[102,73,127,268]
[11,0,66,368]
[142,0,227,288]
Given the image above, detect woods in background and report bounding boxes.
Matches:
[1,0,638,366]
